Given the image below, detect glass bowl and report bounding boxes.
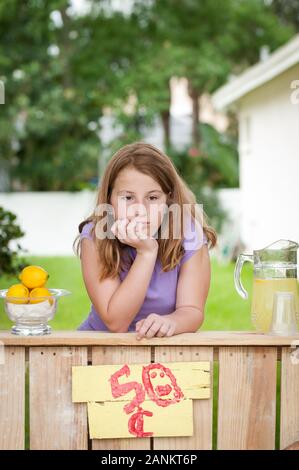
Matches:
[0,288,71,336]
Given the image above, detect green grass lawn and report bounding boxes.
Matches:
[0,255,254,331]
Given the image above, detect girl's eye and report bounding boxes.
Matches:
[121,195,158,201]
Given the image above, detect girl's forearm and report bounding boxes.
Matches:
[167,306,204,334]
[106,250,158,332]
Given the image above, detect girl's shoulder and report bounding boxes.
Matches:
[80,220,95,241]
[180,217,208,266]
[183,217,207,248]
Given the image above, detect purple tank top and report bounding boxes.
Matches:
[77,217,208,332]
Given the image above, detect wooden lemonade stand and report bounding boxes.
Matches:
[0,330,298,450]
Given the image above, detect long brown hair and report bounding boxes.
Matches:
[73,142,217,280]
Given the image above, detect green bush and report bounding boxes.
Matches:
[0,206,28,277]
[167,147,226,233]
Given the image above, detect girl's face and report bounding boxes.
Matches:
[110,167,168,237]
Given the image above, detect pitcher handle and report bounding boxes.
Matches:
[234,254,253,300]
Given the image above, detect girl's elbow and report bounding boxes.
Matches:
[194,311,205,331]
[106,316,130,333]
[110,325,129,333]
[94,305,128,333]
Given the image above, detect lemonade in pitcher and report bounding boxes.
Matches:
[234,240,299,333]
[251,278,299,333]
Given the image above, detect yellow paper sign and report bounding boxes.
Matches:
[87,399,193,439]
[72,361,210,439]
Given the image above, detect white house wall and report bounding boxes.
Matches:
[0,189,240,256]
[238,64,299,252]
[0,191,97,256]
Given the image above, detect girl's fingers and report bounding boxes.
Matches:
[135,221,148,240]
[110,222,116,236]
[156,323,171,337]
[166,323,176,337]
[135,320,144,332]
[116,218,129,242]
[126,219,139,240]
[136,316,157,339]
[145,321,162,338]
[112,217,148,245]
[111,219,120,238]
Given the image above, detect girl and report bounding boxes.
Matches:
[73,142,217,339]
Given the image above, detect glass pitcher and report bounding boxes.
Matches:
[234,239,299,333]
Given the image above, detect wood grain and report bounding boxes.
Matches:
[29,346,88,449]
[217,346,277,449]
[0,346,25,449]
[280,346,299,449]
[1,330,298,346]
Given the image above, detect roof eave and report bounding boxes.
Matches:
[212,34,299,110]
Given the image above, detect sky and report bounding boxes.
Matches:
[71,0,135,15]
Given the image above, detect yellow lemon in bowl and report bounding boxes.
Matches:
[19,265,49,289]
[29,287,54,305]
[6,284,29,304]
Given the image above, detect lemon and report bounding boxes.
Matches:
[29,287,54,305]
[6,284,29,304]
[19,265,49,289]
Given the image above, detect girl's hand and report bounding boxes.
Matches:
[111,217,158,255]
[135,313,177,340]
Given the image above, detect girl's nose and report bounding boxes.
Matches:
[128,214,148,223]
[128,204,147,219]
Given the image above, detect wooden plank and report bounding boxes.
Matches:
[0,346,25,450]
[218,346,277,450]
[29,346,88,450]
[87,399,193,439]
[280,346,299,449]
[1,330,299,346]
[91,346,151,450]
[73,361,210,402]
[153,346,213,450]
